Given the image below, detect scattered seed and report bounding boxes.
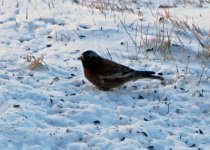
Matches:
[146,48,154,52]
[120,137,125,141]
[17,76,24,80]
[93,120,100,125]
[29,73,34,76]
[180,88,185,91]
[66,129,70,133]
[46,44,52,47]
[71,74,76,77]
[57,104,63,108]
[147,146,154,149]
[82,80,85,84]
[172,44,180,47]
[141,132,148,137]
[138,95,144,99]
[13,104,20,108]
[163,97,168,101]
[190,144,196,147]
[79,35,86,39]
[79,25,89,29]
[47,36,53,39]
[199,129,203,134]
[53,77,59,81]
[132,86,137,90]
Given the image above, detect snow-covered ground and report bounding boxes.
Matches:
[0,0,210,149]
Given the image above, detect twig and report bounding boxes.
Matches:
[120,20,137,46]
[197,64,206,85]
[106,48,112,60]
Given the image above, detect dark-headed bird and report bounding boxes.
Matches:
[78,50,163,90]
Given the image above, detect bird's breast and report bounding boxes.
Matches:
[84,68,100,85]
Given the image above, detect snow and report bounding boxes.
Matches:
[0,0,210,149]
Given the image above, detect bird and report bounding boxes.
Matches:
[78,50,163,90]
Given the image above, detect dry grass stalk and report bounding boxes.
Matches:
[160,8,170,21]
[27,56,48,70]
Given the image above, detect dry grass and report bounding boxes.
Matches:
[170,17,210,58]
[26,55,48,70]
[75,0,210,60]
[74,0,143,15]
[74,0,210,15]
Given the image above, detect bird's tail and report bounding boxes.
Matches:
[134,71,164,80]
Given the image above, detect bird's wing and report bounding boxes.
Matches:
[97,58,135,79]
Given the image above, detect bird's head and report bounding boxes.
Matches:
[78,50,101,69]
[78,50,99,61]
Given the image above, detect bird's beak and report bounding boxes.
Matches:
[77,55,84,60]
